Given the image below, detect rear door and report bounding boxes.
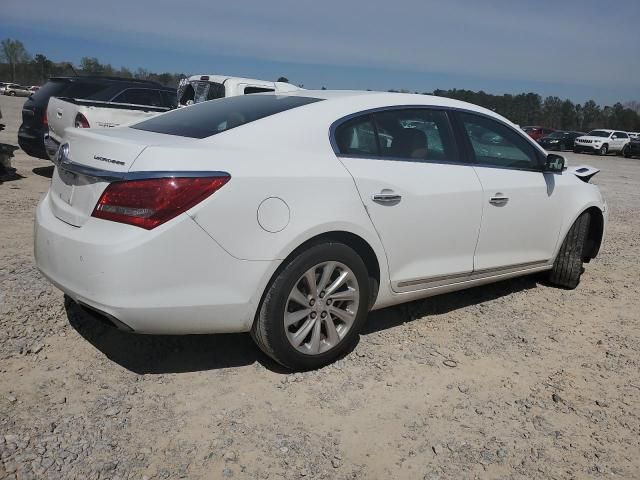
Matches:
[335,108,483,291]
[454,111,564,271]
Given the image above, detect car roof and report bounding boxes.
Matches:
[187,74,289,85]
[48,76,165,87]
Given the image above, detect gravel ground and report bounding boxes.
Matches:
[1,94,639,479]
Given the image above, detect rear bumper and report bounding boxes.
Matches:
[34,192,277,334]
[18,125,48,160]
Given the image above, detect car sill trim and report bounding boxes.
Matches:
[396,260,551,290]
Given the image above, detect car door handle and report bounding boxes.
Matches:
[489,194,509,206]
[372,191,402,204]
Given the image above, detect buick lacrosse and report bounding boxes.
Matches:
[35,91,607,370]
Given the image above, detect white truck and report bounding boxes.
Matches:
[177,75,299,106]
[45,81,176,159]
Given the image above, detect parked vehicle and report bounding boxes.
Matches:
[3,83,31,97]
[574,129,630,155]
[627,132,639,140]
[538,130,586,151]
[522,126,555,141]
[34,91,606,370]
[19,76,176,160]
[0,82,9,94]
[46,84,176,158]
[623,136,640,158]
[177,75,299,106]
[29,86,40,93]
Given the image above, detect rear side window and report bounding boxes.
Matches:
[244,86,275,95]
[112,88,163,107]
[161,91,177,109]
[334,115,378,156]
[459,112,540,170]
[132,94,323,138]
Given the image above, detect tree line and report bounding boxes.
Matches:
[2,37,639,131]
[429,89,640,132]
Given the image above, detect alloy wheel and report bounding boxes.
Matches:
[284,261,360,355]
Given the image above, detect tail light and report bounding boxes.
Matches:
[92,176,230,230]
[74,113,90,128]
[42,111,48,127]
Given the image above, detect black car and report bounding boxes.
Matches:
[624,137,640,158]
[537,130,586,151]
[18,76,177,159]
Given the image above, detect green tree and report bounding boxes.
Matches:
[581,100,600,131]
[277,76,289,83]
[80,56,104,73]
[32,54,53,83]
[0,38,31,81]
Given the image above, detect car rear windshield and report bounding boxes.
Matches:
[132,94,323,138]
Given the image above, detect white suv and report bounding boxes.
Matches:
[574,129,630,155]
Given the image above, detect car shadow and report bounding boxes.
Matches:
[362,274,541,335]
[32,165,54,178]
[64,297,289,375]
[65,275,542,375]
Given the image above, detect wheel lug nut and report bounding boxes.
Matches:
[321,311,327,318]
[319,291,325,298]
[326,299,332,305]
[309,299,315,306]
[310,312,317,319]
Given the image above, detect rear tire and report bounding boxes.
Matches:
[549,213,591,289]
[251,242,370,370]
[598,144,608,156]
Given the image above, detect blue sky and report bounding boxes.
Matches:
[2,0,639,105]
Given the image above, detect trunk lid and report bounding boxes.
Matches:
[49,127,189,227]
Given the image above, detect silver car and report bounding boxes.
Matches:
[4,84,31,97]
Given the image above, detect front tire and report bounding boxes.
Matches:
[252,242,370,370]
[598,144,608,156]
[549,213,591,289]
[623,145,631,158]
[9,91,16,96]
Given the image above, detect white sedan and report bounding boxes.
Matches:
[34,91,607,370]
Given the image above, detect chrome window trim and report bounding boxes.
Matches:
[328,104,546,173]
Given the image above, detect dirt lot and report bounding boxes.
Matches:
[1,94,639,480]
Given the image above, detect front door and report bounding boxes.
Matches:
[455,111,564,271]
[334,108,483,291]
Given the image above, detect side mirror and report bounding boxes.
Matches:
[544,154,565,173]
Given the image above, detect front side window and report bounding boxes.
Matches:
[373,109,457,161]
[132,94,322,138]
[459,112,540,170]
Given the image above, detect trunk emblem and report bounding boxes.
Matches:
[93,155,125,166]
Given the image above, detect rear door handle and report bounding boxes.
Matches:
[372,191,402,204]
[489,193,509,206]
